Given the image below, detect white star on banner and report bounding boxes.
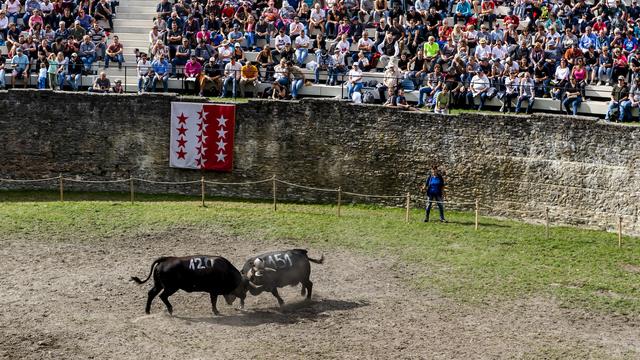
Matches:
[199,121,208,133]
[217,115,227,127]
[216,151,227,162]
[200,146,207,155]
[216,139,226,150]
[198,109,208,120]
[217,128,227,139]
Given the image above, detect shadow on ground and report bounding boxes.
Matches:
[175,298,369,326]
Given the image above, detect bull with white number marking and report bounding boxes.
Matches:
[239,249,324,308]
[130,256,246,315]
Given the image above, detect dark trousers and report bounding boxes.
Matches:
[425,193,445,221]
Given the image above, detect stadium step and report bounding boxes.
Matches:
[115,12,156,20]
[113,19,153,27]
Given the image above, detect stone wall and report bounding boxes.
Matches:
[0,89,638,234]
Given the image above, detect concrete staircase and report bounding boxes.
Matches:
[100,0,156,91]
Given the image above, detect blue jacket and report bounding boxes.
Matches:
[455,1,472,16]
[152,60,170,74]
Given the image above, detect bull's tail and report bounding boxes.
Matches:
[130,257,169,284]
[307,254,324,264]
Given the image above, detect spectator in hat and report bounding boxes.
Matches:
[605,76,630,122]
[199,56,223,96]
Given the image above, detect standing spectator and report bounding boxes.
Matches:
[421,166,447,223]
[239,61,258,97]
[151,53,170,92]
[104,36,124,69]
[515,72,536,114]
[605,76,629,122]
[37,62,48,89]
[220,57,242,97]
[562,77,583,115]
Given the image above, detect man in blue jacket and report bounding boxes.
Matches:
[421,166,447,223]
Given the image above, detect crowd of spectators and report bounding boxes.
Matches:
[0,0,118,89]
[3,0,640,120]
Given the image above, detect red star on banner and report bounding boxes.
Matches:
[177,113,188,124]
[177,125,187,136]
[176,137,187,148]
[176,148,186,159]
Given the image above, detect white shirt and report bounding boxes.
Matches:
[357,38,374,51]
[470,74,490,92]
[225,61,242,79]
[348,69,362,83]
[474,44,491,60]
[295,35,310,48]
[289,22,304,36]
[555,66,569,81]
[310,8,325,22]
[274,34,291,51]
[336,39,350,54]
[137,59,151,77]
[38,68,47,78]
[491,45,507,61]
[504,76,518,94]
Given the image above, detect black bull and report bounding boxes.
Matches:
[130,256,246,315]
[240,249,324,308]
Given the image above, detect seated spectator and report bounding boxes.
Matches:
[622,77,640,122]
[563,77,583,116]
[199,56,223,97]
[220,57,242,97]
[151,53,170,92]
[395,89,418,111]
[257,45,275,81]
[171,38,191,76]
[315,48,335,85]
[239,61,258,98]
[94,0,114,31]
[10,48,30,88]
[346,64,363,100]
[184,54,202,78]
[294,29,310,66]
[501,71,518,113]
[434,86,450,115]
[90,71,111,92]
[605,76,629,122]
[78,35,96,73]
[466,68,490,110]
[87,23,106,61]
[515,72,535,114]
[136,52,152,94]
[111,79,123,93]
[66,52,83,91]
[104,36,124,69]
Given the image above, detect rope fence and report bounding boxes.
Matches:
[0,174,636,247]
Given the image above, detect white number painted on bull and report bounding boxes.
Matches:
[267,253,294,269]
[189,257,209,270]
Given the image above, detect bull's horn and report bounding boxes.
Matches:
[264,267,277,272]
[247,282,263,289]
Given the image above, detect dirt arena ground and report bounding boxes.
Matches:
[1,228,639,359]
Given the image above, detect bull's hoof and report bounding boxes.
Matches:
[145,310,150,315]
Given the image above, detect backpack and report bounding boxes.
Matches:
[362,91,376,104]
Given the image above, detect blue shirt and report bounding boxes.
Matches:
[11,54,29,71]
[426,175,444,196]
[152,59,170,74]
[455,1,472,16]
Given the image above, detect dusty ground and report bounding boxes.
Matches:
[1,228,639,360]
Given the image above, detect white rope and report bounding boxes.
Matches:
[275,179,338,193]
[63,178,130,183]
[204,178,272,185]
[133,178,201,185]
[412,197,477,206]
[0,177,59,183]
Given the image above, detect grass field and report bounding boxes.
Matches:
[1,190,639,317]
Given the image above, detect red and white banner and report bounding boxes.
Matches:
[170,102,235,172]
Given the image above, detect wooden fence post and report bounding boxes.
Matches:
[59,174,64,202]
[129,176,134,204]
[545,207,550,239]
[618,216,623,248]
[337,186,342,217]
[201,176,205,207]
[272,175,277,211]
[475,198,479,231]
[405,192,410,223]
